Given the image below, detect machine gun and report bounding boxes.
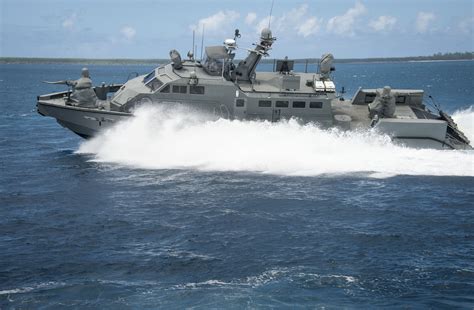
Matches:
[42,80,75,86]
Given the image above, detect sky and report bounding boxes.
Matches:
[0,0,473,59]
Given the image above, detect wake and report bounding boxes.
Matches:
[77,104,474,177]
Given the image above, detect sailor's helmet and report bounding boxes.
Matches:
[81,68,90,78]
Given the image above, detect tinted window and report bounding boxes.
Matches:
[160,85,170,93]
[293,101,305,108]
[258,100,272,108]
[190,85,205,94]
[143,70,156,84]
[365,93,376,103]
[172,85,187,93]
[146,78,163,91]
[310,101,323,108]
[396,96,406,104]
[276,101,289,108]
[236,99,245,107]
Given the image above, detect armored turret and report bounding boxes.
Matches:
[233,28,276,82]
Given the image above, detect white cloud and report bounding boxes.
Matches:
[458,17,474,34]
[327,1,367,36]
[255,4,322,37]
[369,15,397,32]
[256,17,272,33]
[121,26,136,40]
[191,10,240,34]
[297,17,321,37]
[62,13,77,30]
[415,12,435,33]
[245,12,257,25]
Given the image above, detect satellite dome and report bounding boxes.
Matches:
[260,28,272,40]
[320,53,334,75]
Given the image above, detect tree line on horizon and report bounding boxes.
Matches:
[1,51,472,65]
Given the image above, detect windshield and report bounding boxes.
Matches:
[202,54,223,76]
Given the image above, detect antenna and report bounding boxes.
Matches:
[268,0,274,28]
[200,24,205,61]
[192,30,195,59]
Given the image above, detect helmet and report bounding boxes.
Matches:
[81,68,90,78]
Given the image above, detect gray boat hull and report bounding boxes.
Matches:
[38,101,130,138]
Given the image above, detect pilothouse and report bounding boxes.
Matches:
[37,27,471,150]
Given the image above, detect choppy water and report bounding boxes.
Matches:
[1,61,473,308]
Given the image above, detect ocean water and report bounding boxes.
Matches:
[1,61,473,308]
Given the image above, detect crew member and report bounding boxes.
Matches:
[68,68,98,107]
[369,86,396,119]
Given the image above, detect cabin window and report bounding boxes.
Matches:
[310,101,323,109]
[236,99,245,107]
[396,96,406,104]
[190,85,205,95]
[160,85,170,93]
[276,100,289,108]
[365,93,376,103]
[258,100,272,108]
[146,78,163,91]
[293,101,306,108]
[172,85,187,94]
[143,70,156,84]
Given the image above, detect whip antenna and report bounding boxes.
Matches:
[268,0,274,28]
[200,24,205,61]
[192,30,195,59]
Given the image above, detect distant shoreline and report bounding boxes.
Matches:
[1,53,472,65]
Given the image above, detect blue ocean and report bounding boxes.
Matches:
[1,61,473,308]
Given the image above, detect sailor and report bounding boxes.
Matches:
[68,68,98,107]
[280,56,290,74]
[368,86,396,119]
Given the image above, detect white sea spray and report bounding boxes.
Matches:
[77,104,474,177]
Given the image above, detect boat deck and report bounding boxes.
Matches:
[332,100,418,128]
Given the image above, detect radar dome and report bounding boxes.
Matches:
[320,53,334,75]
[261,28,272,40]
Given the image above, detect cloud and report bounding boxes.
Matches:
[62,13,77,30]
[190,10,240,34]
[121,26,136,40]
[369,15,397,32]
[297,17,321,37]
[327,1,367,36]
[458,17,474,34]
[255,4,322,37]
[415,12,435,33]
[245,12,257,25]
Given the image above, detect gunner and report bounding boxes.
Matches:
[68,68,98,107]
[279,56,290,74]
[369,86,396,119]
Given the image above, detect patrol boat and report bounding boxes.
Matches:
[37,28,471,150]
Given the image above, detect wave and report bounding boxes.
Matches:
[452,106,473,143]
[0,281,66,296]
[171,267,358,290]
[77,104,474,177]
